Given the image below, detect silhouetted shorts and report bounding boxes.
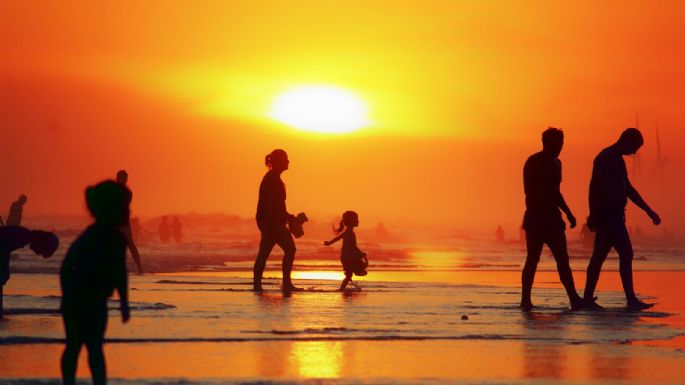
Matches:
[593,217,631,256]
[62,299,108,347]
[524,225,569,261]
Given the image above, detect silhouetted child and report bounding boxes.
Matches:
[324,211,368,290]
[0,226,58,318]
[60,180,131,385]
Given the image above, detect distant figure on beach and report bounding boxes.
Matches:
[0,226,58,318]
[324,211,369,291]
[171,217,183,243]
[60,180,131,385]
[583,128,661,311]
[579,223,594,249]
[158,216,171,243]
[253,149,302,292]
[130,217,144,242]
[521,128,584,310]
[116,170,144,273]
[495,225,505,242]
[6,194,28,226]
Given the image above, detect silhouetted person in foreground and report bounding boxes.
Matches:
[6,194,28,226]
[171,217,183,243]
[324,211,368,291]
[158,216,171,243]
[583,128,661,311]
[254,149,302,292]
[61,180,131,385]
[116,170,143,273]
[0,226,58,318]
[521,128,584,310]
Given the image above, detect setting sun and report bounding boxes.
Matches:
[269,85,369,134]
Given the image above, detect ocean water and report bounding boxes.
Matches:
[2,224,685,384]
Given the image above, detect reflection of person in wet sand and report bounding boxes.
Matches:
[324,211,368,291]
[6,194,28,226]
[584,128,661,311]
[116,170,144,273]
[521,128,584,310]
[158,216,171,243]
[171,217,183,243]
[0,226,58,318]
[60,180,131,385]
[253,149,302,292]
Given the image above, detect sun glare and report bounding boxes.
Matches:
[269,86,370,134]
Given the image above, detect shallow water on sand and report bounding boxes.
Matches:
[1,271,685,384]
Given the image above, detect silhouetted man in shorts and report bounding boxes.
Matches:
[116,170,144,273]
[583,128,661,311]
[521,128,583,310]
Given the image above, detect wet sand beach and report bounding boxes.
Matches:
[1,268,683,384]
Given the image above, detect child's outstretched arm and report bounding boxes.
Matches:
[323,233,343,246]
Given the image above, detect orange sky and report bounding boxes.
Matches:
[1,1,684,232]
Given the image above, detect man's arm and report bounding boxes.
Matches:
[627,180,661,224]
[557,191,576,228]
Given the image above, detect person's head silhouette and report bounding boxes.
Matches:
[265,149,289,173]
[28,230,59,258]
[85,180,132,227]
[616,127,643,155]
[17,194,28,205]
[116,170,128,185]
[541,127,564,158]
[335,211,359,233]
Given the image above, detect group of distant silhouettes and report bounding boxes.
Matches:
[0,127,664,385]
[129,215,183,244]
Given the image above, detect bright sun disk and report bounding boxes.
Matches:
[269,86,369,134]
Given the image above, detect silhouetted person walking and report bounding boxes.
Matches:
[171,217,183,243]
[324,211,368,290]
[583,128,661,311]
[253,149,302,292]
[6,194,28,226]
[521,128,583,310]
[158,216,171,243]
[116,170,144,273]
[60,180,132,385]
[495,225,505,242]
[0,226,58,318]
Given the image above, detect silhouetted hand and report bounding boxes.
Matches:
[647,210,661,225]
[323,241,332,246]
[567,214,577,229]
[121,303,131,323]
[586,216,596,232]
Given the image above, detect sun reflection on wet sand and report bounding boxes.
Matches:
[291,341,343,378]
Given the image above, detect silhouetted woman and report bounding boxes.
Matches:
[61,180,131,385]
[253,149,301,292]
